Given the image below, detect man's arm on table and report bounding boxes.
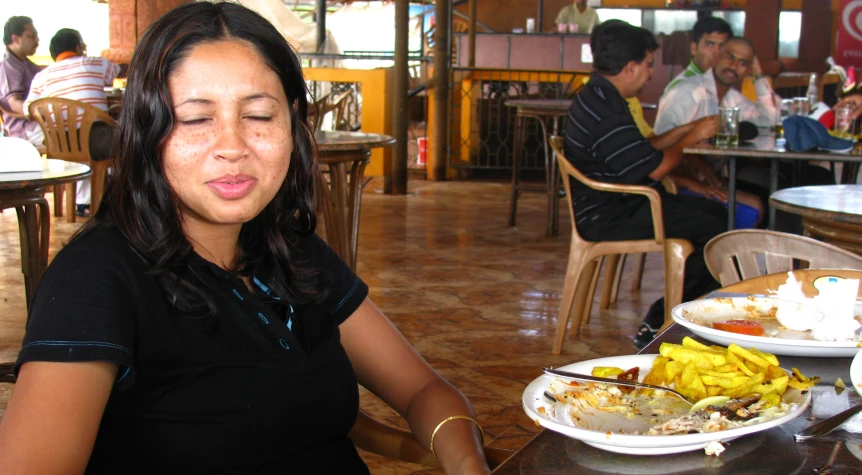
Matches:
[649,119,717,180]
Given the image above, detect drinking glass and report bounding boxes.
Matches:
[716,107,740,147]
[834,104,855,139]
[793,97,811,116]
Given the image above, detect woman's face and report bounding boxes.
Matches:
[162,40,293,232]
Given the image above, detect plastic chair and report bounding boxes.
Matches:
[28,97,117,223]
[549,136,693,354]
[704,229,862,286]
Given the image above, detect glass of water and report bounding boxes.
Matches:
[834,103,856,139]
[716,107,740,147]
[793,97,811,116]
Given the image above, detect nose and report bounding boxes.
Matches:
[212,120,248,162]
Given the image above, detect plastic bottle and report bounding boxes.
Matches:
[806,73,819,108]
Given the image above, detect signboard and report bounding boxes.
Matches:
[837,0,862,67]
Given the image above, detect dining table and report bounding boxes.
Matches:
[0,159,91,311]
[505,99,572,238]
[492,276,862,473]
[771,184,862,255]
[684,133,862,230]
[315,130,395,270]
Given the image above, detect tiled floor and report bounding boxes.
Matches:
[0,179,663,473]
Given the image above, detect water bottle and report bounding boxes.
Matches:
[806,73,819,108]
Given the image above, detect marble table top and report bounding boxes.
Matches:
[770,184,862,224]
[314,131,395,152]
[685,134,862,162]
[0,160,91,191]
[504,99,572,113]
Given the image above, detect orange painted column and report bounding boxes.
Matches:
[102,0,193,64]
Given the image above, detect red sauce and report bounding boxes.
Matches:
[712,319,765,336]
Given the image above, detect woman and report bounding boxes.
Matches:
[0,3,488,474]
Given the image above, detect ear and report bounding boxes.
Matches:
[690,42,697,57]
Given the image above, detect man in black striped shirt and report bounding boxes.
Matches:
[563,20,726,348]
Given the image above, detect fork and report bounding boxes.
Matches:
[542,367,693,404]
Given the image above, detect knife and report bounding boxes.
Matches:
[794,403,862,441]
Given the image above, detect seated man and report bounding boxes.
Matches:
[555,0,599,34]
[665,16,732,93]
[564,20,725,348]
[0,16,43,145]
[24,28,119,216]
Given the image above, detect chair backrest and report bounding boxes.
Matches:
[549,136,666,244]
[28,97,117,163]
[704,229,862,286]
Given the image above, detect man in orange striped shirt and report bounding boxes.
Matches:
[24,28,119,215]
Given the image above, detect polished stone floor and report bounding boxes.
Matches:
[0,180,662,473]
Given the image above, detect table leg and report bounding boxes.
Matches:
[537,116,556,237]
[727,156,737,230]
[346,152,370,270]
[2,192,50,313]
[768,159,780,230]
[508,114,525,227]
[327,161,352,268]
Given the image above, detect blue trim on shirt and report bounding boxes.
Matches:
[329,277,359,315]
[22,340,132,354]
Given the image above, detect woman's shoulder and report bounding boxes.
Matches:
[47,225,149,281]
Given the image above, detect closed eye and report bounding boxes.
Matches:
[178,118,210,125]
[246,116,273,122]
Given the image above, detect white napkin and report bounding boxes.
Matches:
[811,386,862,433]
[0,137,45,173]
[774,273,861,341]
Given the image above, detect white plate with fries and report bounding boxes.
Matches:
[524,353,811,455]
[851,349,862,397]
[671,297,862,357]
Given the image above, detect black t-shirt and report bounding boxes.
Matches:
[562,73,664,231]
[15,227,370,474]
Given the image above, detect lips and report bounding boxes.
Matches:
[206,174,257,200]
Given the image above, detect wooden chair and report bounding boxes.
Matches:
[704,229,862,286]
[28,97,116,223]
[549,136,693,354]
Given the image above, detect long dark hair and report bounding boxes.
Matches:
[80,1,326,314]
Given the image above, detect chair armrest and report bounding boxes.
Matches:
[577,178,666,243]
[0,362,15,383]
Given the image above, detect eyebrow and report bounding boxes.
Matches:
[175,93,279,107]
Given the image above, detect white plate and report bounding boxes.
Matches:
[851,349,862,398]
[671,297,862,357]
[523,354,810,455]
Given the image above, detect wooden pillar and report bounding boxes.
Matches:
[793,0,833,73]
[391,0,409,194]
[103,0,193,64]
[468,0,477,67]
[431,0,450,181]
[744,0,782,75]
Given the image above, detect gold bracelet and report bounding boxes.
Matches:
[429,415,483,460]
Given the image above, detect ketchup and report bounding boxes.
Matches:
[712,319,765,336]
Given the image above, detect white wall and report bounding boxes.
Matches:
[0,0,109,64]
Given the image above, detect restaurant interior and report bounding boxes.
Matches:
[1,0,862,474]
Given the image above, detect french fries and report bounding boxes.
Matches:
[639,337,817,407]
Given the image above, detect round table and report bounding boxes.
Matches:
[504,99,571,237]
[315,131,395,270]
[770,184,862,255]
[0,160,91,311]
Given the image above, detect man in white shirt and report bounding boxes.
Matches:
[24,28,119,215]
[664,16,732,93]
[554,0,599,34]
[655,37,777,136]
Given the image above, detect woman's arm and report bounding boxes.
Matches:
[340,299,489,475]
[0,361,117,474]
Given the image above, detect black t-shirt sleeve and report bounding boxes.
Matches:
[296,234,368,325]
[14,228,138,387]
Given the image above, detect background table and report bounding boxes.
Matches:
[684,134,862,230]
[505,99,571,237]
[492,295,861,473]
[316,131,395,270]
[771,184,862,255]
[0,160,91,310]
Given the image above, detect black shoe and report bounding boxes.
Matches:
[76,204,90,217]
[632,323,659,350]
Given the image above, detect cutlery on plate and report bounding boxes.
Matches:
[793,403,862,441]
[542,367,692,404]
